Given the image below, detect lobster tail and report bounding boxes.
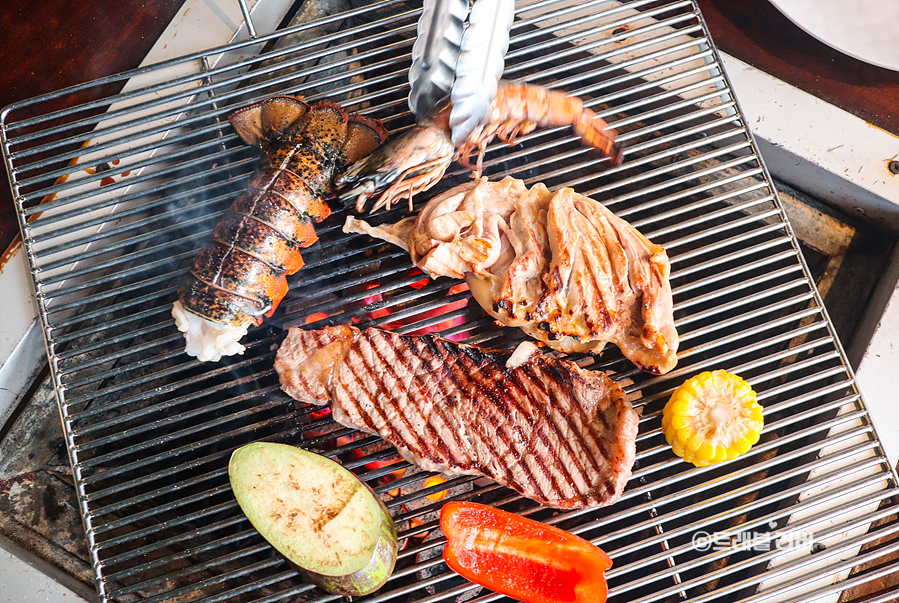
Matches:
[261,96,310,141]
[190,242,289,315]
[178,278,265,327]
[176,97,387,362]
[229,106,264,147]
[230,191,319,247]
[286,103,348,160]
[247,170,332,223]
[212,213,307,274]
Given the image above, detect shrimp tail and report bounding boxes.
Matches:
[338,80,622,213]
[462,81,622,168]
[573,109,624,168]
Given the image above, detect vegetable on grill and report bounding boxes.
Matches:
[439,501,612,603]
[228,442,397,596]
[662,370,764,466]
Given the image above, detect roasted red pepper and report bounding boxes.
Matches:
[440,502,612,603]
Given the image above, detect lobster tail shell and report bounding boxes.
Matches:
[179,278,266,327]
[177,95,388,361]
[341,115,390,166]
[229,95,311,147]
[283,103,348,161]
[212,213,307,274]
[230,191,318,247]
[190,242,289,313]
[229,106,264,147]
[261,96,310,140]
[247,170,332,223]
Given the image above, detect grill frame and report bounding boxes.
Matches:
[3,0,899,602]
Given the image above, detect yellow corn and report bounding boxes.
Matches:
[661,370,763,467]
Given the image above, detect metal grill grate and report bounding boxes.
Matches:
[3,0,899,602]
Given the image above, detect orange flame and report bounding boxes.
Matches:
[381,468,406,498]
[355,455,406,497]
[355,281,391,321]
[423,475,448,501]
[408,516,430,540]
[336,434,357,447]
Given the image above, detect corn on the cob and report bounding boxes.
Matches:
[661,370,763,466]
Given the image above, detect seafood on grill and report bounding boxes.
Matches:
[275,325,639,509]
[337,80,623,214]
[344,176,678,374]
[172,96,388,362]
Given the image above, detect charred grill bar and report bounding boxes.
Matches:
[2,0,898,602]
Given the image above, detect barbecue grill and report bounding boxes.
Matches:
[3,0,899,601]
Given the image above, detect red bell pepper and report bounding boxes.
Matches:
[440,501,612,603]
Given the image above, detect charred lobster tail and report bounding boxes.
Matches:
[172,96,387,363]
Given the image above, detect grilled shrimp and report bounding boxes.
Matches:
[337,81,622,213]
[172,95,387,362]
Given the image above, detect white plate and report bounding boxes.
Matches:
[768,0,899,71]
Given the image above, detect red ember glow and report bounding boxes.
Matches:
[380,468,407,498]
[304,311,329,324]
[347,276,473,340]
[310,407,331,420]
[408,268,430,290]
[356,281,391,320]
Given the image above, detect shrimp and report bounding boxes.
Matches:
[172,95,387,362]
[336,81,622,214]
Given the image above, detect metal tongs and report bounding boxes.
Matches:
[408,0,516,146]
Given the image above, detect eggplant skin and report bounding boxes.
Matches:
[228,442,398,587]
[301,496,398,596]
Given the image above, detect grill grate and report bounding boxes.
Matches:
[3,0,899,601]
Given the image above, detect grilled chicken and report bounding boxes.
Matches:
[276,326,639,509]
[344,176,678,374]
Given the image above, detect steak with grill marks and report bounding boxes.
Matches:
[275,325,639,509]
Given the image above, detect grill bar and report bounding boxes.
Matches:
[90,397,867,556]
[610,497,899,592]
[3,0,896,601]
[630,507,898,603]
[608,458,883,567]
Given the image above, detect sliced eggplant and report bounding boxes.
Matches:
[229,442,397,595]
[300,499,398,596]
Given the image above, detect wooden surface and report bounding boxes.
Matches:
[0,0,185,260]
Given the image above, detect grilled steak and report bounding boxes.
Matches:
[275,326,639,509]
[344,176,679,374]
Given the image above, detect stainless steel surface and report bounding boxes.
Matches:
[2,0,898,601]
